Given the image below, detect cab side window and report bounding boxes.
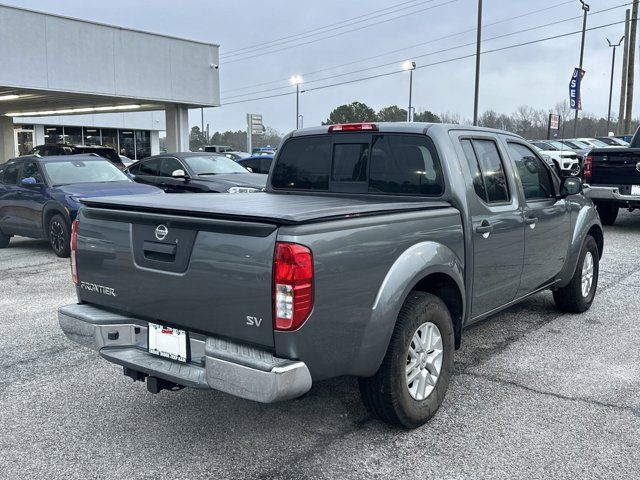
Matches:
[0,163,20,185]
[508,143,555,200]
[460,138,510,203]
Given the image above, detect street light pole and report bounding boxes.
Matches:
[607,37,624,133]
[574,0,590,137]
[402,61,416,121]
[290,75,303,129]
[473,0,483,126]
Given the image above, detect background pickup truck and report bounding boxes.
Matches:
[583,128,640,225]
[59,123,603,429]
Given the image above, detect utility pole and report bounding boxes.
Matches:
[402,61,416,121]
[574,0,590,137]
[625,0,639,134]
[619,9,631,134]
[473,0,483,126]
[607,37,625,134]
[201,108,205,142]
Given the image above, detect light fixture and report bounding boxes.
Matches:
[0,94,20,101]
[290,74,303,85]
[5,104,141,117]
[402,60,416,71]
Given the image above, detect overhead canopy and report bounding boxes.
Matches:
[0,4,220,118]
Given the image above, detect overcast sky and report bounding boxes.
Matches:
[2,0,630,134]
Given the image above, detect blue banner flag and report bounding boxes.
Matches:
[569,68,586,111]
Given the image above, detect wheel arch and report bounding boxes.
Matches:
[42,202,70,238]
[352,241,465,377]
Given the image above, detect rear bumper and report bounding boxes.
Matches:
[58,303,312,403]
[584,185,640,203]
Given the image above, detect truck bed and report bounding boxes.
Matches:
[81,192,451,224]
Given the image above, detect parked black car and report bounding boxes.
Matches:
[236,154,274,174]
[30,144,125,169]
[125,152,267,193]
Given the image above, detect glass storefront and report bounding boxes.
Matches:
[118,130,135,159]
[135,130,151,160]
[83,128,101,146]
[63,126,83,145]
[17,124,153,160]
[44,126,63,144]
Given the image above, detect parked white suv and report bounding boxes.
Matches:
[531,143,580,176]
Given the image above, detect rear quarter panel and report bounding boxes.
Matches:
[274,207,464,380]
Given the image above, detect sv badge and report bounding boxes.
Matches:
[246,316,263,327]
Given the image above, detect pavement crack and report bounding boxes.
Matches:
[463,371,638,415]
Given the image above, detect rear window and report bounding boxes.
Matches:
[272,134,444,196]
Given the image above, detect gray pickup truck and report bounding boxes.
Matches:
[59,123,603,429]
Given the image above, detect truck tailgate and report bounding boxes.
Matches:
[590,149,640,186]
[76,207,278,348]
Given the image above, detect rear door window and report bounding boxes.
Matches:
[138,158,161,176]
[0,162,20,185]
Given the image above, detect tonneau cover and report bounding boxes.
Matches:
[81,192,450,224]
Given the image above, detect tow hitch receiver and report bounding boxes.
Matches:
[146,376,185,394]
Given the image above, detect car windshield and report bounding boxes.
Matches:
[43,160,129,185]
[183,155,249,175]
[532,142,554,150]
[586,139,609,147]
[549,141,570,150]
[567,140,589,148]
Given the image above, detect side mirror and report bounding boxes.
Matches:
[20,177,38,187]
[171,169,188,179]
[560,177,582,197]
[245,167,254,173]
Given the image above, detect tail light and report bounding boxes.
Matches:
[583,155,593,182]
[328,123,378,132]
[273,242,313,331]
[70,219,79,285]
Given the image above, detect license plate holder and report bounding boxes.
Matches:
[631,185,640,196]
[148,323,188,363]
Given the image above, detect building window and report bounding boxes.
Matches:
[101,128,117,150]
[44,126,63,145]
[119,130,135,159]
[135,130,151,160]
[63,126,83,145]
[83,127,101,146]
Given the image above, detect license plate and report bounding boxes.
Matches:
[148,323,188,363]
[632,185,640,196]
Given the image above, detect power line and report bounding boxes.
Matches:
[221,0,430,58]
[221,19,626,106]
[221,0,459,64]
[220,0,578,95]
[221,2,631,101]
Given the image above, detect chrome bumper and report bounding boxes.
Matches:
[58,304,312,403]
[584,185,640,202]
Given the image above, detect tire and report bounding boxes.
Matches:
[595,201,618,226]
[48,214,70,258]
[0,230,11,248]
[358,292,455,429]
[553,235,599,313]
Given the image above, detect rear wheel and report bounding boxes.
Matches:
[594,201,618,226]
[553,235,599,313]
[0,230,11,248]
[358,292,454,429]
[48,214,70,258]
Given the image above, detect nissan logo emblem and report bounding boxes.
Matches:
[155,224,168,241]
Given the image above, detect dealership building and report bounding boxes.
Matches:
[0,4,219,162]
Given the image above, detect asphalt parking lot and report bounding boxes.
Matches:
[1,212,639,480]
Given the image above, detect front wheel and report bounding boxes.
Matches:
[48,214,70,258]
[358,292,454,429]
[553,235,599,313]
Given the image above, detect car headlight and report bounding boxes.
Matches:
[227,186,260,193]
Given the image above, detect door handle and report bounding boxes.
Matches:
[524,217,538,229]
[475,221,493,238]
